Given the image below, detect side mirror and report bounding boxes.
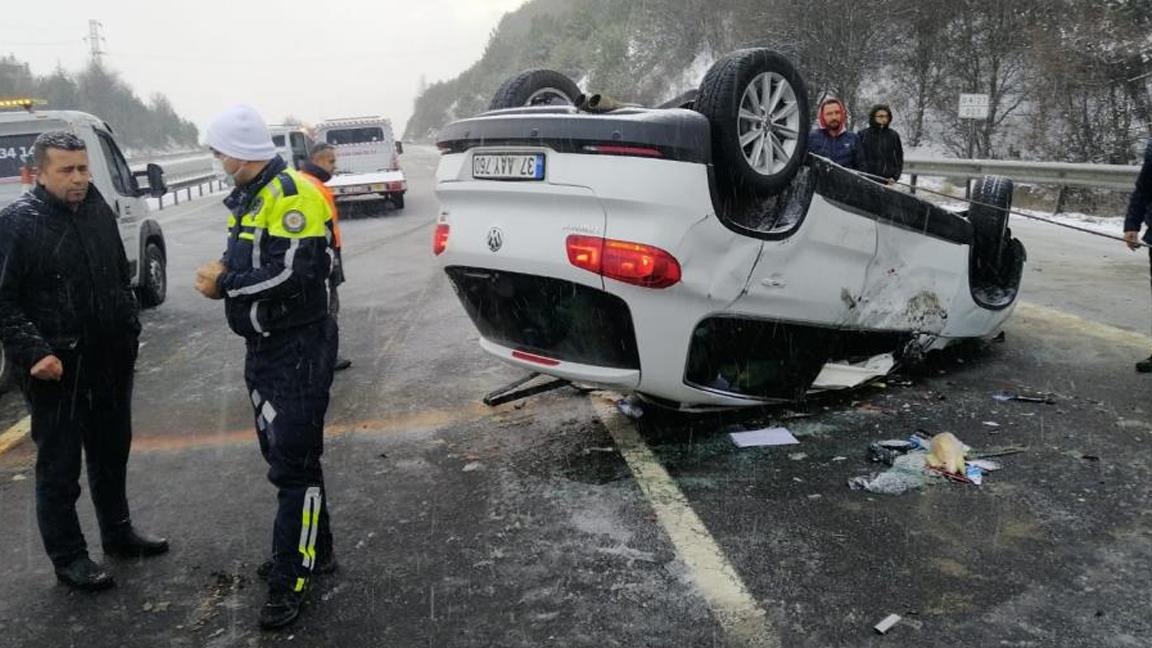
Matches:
[395,141,404,155]
[145,163,167,198]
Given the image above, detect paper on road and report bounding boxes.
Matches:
[730,427,800,448]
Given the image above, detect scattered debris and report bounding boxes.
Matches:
[462,462,484,472]
[788,452,808,461]
[616,397,644,419]
[982,421,1001,429]
[12,474,26,482]
[831,456,848,462]
[874,614,902,635]
[927,432,969,475]
[811,353,896,391]
[970,446,1027,459]
[851,432,1013,494]
[730,427,800,448]
[377,453,388,459]
[868,439,916,466]
[993,391,1056,404]
[807,494,823,500]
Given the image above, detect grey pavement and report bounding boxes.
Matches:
[1,148,1151,647]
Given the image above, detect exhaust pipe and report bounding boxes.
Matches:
[576,93,627,113]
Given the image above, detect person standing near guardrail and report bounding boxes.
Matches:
[299,143,352,371]
[1124,139,1152,372]
[194,105,338,630]
[808,98,865,170]
[0,131,168,592]
[858,104,904,184]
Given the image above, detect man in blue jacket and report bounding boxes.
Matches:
[807,98,865,170]
[1124,139,1152,372]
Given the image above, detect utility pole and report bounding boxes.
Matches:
[86,19,106,63]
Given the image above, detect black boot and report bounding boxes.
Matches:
[103,527,170,558]
[55,556,116,591]
[259,587,307,630]
[1138,354,1152,373]
[257,551,338,581]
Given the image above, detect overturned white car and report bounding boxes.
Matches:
[433,49,1025,409]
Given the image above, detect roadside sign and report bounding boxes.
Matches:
[958,94,990,120]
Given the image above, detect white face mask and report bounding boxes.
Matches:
[211,157,241,186]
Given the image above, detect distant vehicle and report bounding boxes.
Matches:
[268,124,315,170]
[0,101,170,390]
[314,116,407,210]
[432,50,1026,410]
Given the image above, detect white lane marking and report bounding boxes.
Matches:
[590,395,779,648]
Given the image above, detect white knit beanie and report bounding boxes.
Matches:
[205,104,276,161]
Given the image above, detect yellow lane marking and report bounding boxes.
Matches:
[0,416,30,456]
[130,400,514,453]
[590,394,779,648]
[1015,302,1152,348]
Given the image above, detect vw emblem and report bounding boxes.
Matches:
[486,227,504,253]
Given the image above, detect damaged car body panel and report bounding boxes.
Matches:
[434,51,1025,408]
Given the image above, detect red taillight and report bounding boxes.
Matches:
[583,144,663,158]
[566,235,681,289]
[512,350,561,367]
[566,235,603,273]
[433,224,450,255]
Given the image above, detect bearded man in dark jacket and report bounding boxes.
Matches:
[858,104,904,184]
[0,131,167,592]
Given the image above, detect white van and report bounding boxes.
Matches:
[268,124,314,170]
[0,105,170,389]
[314,116,407,209]
[0,108,169,306]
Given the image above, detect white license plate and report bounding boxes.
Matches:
[472,153,545,180]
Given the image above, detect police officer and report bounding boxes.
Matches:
[195,105,337,630]
[299,143,352,371]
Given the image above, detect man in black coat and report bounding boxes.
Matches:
[0,131,167,591]
[859,104,904,184]
[1124,139,1152,372]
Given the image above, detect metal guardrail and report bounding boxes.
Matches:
[156,173,221,210]
[903,156,1140,191]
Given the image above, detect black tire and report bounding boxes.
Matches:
[392,193,405,210]
[138,242,166,308]
[488,70,581,110]
[969,175,1013,274]
[695,49,810,199]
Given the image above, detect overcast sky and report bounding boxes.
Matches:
[3,0,527,135]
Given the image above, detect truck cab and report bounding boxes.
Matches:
[314,116,407,209]
[0,106,169,309]
[268,124,314,171]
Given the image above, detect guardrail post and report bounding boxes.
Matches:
[174,190,179,206]
[910,174,918,195]
[1053,185,1067,215]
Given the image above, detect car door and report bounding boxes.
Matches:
[92,128,142,283]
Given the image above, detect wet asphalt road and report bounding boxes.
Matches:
[1,147,1151,647]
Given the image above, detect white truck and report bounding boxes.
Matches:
[268,124,315,171]
[314,116,407,209]
[0,104,170,388]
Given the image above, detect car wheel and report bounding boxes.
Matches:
[392,194,405,210]
[695,49,810,198]
[138,242,166,308]
[969,175,1013,275]
[488,70,581,110]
